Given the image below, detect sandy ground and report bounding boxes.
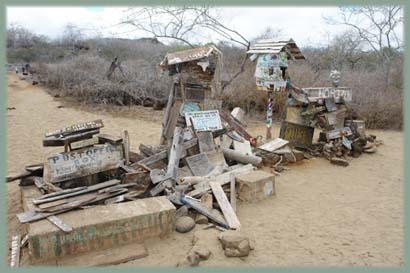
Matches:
[6,72,404,267]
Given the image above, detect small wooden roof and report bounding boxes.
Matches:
[247,38,305,60]
[160,45,222,68]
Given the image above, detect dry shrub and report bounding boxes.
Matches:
[41,53,171,105]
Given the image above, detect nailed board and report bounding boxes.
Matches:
[45,144,123,183]
[279,121,314,148]
[258,138,289,152]
[303,87,352,103]
[47,215,73,233]
[209,181,240,229]
[45,119,104,137]
[10,233,21,267]
[326,127,353,140]
[186,153,214,176]
[185,110,222,131]
[69,136,98,150]
[43,129,100,147]
[197,131,216,153]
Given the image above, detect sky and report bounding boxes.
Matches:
[5,6,400,48]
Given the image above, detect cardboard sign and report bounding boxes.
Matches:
[46,144,123,183]
[185,110,222,131]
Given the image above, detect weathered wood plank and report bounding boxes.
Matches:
[230,174,236,212]
[43,129,100,147]
[196,131,216,153]
[98,133,123,145]
[187,164,255,197]
[186,153,214,176]
[47,215,73,233]
[209,181,240,229]
[45,119,104,138]
[10,233,21,267]
[123,130,130,165]
[181,196,229,229]
[45,144,123,183]
[32,180,120,205]
[69,136,98,150]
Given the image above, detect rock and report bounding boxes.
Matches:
[189,245,211,260]
[303,152,312,160]
[363,142,375,150]
[292,150,305,162]
[186,252,200,266]
[218,231,252,257]
[195,214,208,225]
[32,80,38,85]
[175,205,189,219]
[363,147,377,153]
[330,157,349,167]
[274,165,285,172]
[175,216,196,233]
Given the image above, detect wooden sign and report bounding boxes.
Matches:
[45,119,104,137]
[69,136,98,150]
[279,121,314,148]
[258,138,289,152]
[302,87,352,103]
[185,110,222,131]
[326,127,353,140]
[45,144,123,183]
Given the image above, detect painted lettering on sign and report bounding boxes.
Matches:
[46,144,123,183]
[185,110,222,131]
[45,119,104,137]
[279,122,314,148]
[303,87,352,102]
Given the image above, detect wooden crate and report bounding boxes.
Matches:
[235,170,275,202]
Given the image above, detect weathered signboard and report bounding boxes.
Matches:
[45,119,104,137]
[279,121,314,148]
[69,136,98,150]
[302,87,352,103]
[45,144,123,183]
[185,110,222,131]
[326,127,353,140]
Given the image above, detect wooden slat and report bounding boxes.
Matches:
[181,196,229,229]
[98,133,123,145]
[69,136,98,150]
[187,164,255,197]
[32,179,120,205]
[123,130,130,165]
[209,181,240,229]
[45,119,104,137]
[10,233,21,267]
[230,174,236,212]
[43,129,100,147]
[47,215,73,233]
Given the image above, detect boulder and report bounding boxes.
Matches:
[218,231,252,257]
[175,216,196,233]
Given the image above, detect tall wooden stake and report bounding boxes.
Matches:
[266,91,273,140]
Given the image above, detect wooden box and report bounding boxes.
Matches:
[236,170,275,202]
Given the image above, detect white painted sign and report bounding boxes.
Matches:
[303,87,352,103]
[46,144,123,183]
[185,110,223,131]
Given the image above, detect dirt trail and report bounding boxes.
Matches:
[6,73,403,266]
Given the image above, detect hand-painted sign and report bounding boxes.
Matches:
[279,121,314,148]
[45,119,104,137]
[302,87,352,103]
[185,110,222,131]
[46,144,123,183]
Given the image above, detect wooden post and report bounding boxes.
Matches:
[266,91,273,140]
[123,130,130,165]
[230,174,236,212]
